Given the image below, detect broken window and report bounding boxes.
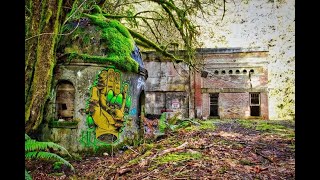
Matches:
[56,81,75,120]
[250,93,260,116]
[209,93,219,117]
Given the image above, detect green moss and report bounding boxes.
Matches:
[128,150,153,165]
[49,120,79,129]
[237,120,295,138]
[154,151,202,166]
[185,119,216,131]
[66,13,138,73]
[67,52,138,73]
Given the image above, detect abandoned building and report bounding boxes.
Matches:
[40,17,148,152]
[37,14,269,153]
[142,47,269,120]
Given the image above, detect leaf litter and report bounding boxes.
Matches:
[26,119,295,179]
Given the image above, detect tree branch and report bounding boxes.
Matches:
[25,21,80,41]
[102,14,163,21]
[127,28,184,63]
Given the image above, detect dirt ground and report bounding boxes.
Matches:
[26,119,295,180]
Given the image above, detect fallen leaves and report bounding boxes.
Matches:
[27,120,295,180]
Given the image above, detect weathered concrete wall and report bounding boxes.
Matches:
[200,50,269,119]
[144,58,190,119]
[41,63,146,152]
[194,0,295,120]
[143,49,269,120]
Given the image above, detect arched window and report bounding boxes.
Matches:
[228,70,233,74]
[221,70,226,75]
[235,70,240,74]
[250,69,254,74]
[214,70,219,75]
[56,81,75,121]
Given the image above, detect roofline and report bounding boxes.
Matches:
[141,47,269,55]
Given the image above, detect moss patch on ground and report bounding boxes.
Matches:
[185,119,216,131]
[237,119,295,138]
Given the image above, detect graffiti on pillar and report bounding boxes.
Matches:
[80,67,132,148]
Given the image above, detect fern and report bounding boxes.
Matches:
[25,134,75,179]
[25,152,74,171]
[25,169,32,180]
[25,134,31,140]
[25,139,70,156]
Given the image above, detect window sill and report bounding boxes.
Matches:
[49,120,79,129]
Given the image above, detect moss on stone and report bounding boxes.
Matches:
[49,120,79,129]
[61,12,139,73]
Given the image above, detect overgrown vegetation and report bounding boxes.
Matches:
[25,0,228,133]
[237,119,295,138]
[61,7,139,73]
[27,119,295,179]
[25,134,74,179]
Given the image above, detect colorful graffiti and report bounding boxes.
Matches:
[80,67,132,147]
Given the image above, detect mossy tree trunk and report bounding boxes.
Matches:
[25,0,65,133]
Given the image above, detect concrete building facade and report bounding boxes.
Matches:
[143,47,269,120]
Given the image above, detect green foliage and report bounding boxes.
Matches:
[158,113,167,133]
[25,169,32,180]
[53,161,64,170]
[25,133,74,180]
[75,13,139,73]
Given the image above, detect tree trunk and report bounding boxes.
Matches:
[25,0,63,133]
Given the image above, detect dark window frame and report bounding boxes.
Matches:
[209,93,219,117]
[250,92,261,116]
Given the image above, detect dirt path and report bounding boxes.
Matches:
[26,119,295,180]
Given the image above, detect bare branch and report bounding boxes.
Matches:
[25,21,80,41]
[142,18,160,44]
[128,28,184,63]
[63,0,88,25]
[102,14,163,21]
[221,0,226,20]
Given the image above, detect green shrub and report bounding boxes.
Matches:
[25,134,74,179]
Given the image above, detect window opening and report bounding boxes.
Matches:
[250,93,260,116]
[209,93,219,117]
[56,81,75,120]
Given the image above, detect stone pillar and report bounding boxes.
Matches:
[189,70,195,118]
[194,71,202,118]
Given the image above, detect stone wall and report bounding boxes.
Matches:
[41,63,146,152]
[143,57,190,119]
[143,48,269,120]
[194,0,294,120]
